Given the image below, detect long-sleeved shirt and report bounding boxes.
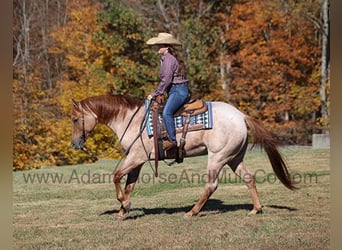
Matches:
[151,52,188,98]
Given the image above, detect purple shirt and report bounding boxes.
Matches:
[152,52,188,98]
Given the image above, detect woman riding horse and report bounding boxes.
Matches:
[146,33,190,151]
[71,93,296,219]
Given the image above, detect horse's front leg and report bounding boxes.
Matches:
[113,169,125,218]
[121,164,143,215]
[113,162,143,219]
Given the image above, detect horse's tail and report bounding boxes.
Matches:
[244,116,297,190]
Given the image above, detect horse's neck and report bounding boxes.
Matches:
[106,105,144,146]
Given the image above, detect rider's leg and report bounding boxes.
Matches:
[162,84,189,146]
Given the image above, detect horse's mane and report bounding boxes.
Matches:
[80,94,144,124]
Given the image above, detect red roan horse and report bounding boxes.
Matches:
[71,94,295,219]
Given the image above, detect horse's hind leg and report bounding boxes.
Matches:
[235,162,263,214]
[185,163,222,217]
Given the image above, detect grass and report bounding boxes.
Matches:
[13,148,330,249]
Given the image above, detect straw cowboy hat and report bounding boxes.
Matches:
[146,32,182,46]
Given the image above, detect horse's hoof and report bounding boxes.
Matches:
[248,208,263,215]
[115,207,128,220]
[114,214,125,221]
[123,202,131,212]
[184,213,190,219]
[184,211,196,219]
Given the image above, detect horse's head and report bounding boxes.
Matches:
[70,99,97,150]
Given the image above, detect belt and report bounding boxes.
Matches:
[172,82,188,86]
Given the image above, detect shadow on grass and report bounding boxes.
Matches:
[99,199,297,220]
[265,204,298,211]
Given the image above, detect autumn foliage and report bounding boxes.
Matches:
[13,0,328,170]
[225,0,322,143]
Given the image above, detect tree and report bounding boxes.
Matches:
[225,0,322,143]
[94,0,156,98]
[48,0,121,167]
[13,0,69,169]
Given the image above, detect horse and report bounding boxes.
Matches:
[70,94,295,219]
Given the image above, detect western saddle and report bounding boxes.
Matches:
[151,96,208,176]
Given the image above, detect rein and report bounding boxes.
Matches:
[110,100,156,176]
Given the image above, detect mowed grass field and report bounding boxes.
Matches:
[13,148,330,249]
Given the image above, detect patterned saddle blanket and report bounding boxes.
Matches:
[145,100,213,137]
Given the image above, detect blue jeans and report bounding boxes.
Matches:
[162,84,189,144]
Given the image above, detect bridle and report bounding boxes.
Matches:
[77,103,97,151]
[80,109,86,146]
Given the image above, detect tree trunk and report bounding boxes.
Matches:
[320,0,330,133]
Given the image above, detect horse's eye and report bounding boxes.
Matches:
[72,118,79,124]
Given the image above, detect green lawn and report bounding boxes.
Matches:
[13,148,330,249]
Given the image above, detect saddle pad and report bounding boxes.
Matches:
[145,100,213,137]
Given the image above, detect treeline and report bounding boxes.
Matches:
[13,0,329,170]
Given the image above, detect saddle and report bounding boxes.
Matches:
[151,97,208,177]
[174,97,207,116]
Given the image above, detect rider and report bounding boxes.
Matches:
[146,32,190,150]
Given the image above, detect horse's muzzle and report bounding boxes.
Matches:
[71,138,85,150]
